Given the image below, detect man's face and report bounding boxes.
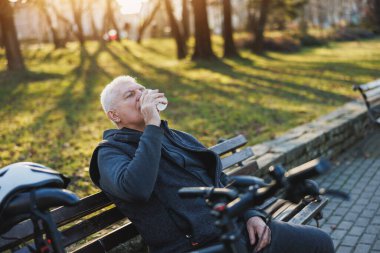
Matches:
[110,81,146,129]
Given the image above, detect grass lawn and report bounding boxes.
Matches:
[1,37,379,196]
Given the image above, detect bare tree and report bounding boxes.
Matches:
[251,0,271,53]
[69,0,85,45]
[0,0,25,71]
[36,0,66,48]
[164,0,187,59]
[103,0,121,41]
[191,0,215,60]
[182,0,190,40]
[89,1,100,40]
[368,0,380,33]
[222,0,238,57]
[137,0,161,44]
[51,0,86,45]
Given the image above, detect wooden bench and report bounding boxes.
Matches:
[0,135,328,253]
[353,79,380,125]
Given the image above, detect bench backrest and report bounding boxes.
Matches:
[0,135,255,252]
[353,79,380,109]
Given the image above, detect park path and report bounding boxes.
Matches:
[315,128,380,253]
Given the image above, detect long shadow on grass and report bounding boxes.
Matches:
[0,44,111,171]
[192,58,351,105]
[56,43,112,126]
[102,45,312,140]
[104,44,329,116]
[0,70,64,119]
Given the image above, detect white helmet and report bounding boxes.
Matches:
[0,162,69,213]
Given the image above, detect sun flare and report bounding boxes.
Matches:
[117,0,149,15]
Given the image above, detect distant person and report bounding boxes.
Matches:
[89,75,334,253]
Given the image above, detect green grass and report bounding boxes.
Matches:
[1,37,379,196]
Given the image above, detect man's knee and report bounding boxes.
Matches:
[315,228,334,253]
[267,221,334,253]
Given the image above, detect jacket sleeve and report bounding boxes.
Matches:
[97,125,164,203]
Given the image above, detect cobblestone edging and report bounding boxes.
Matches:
[238,101,370,176]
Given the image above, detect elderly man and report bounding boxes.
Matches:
[89,75,334,253]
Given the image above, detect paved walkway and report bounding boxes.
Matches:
[315,129,380,253]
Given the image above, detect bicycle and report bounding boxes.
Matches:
[178,158,349,253]
[0,162,79,253]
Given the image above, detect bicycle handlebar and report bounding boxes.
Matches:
[178,187,238,201]
[3,188,79,216]
[285,158,331,184]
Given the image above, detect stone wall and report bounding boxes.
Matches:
[235,101,371,177]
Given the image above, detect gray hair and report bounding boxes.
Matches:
[100,75,137,113]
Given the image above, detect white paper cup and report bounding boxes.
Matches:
[147,89,168,111]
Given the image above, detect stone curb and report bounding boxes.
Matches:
[239,100,370,176]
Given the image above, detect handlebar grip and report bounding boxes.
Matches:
[228,175,268,188]
[178,187,213,198]
[285,158,331,184]
[178,187,238,200]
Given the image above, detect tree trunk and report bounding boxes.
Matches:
[191,0,215,60]
[182,0,190,40]
[89,3,100,40]
[38,0,66,49]
[69,0,85,45]
[105,0,121,41]
[252,0,271,53]
[299,4,308,38]
[164,0,187,59]
[369,0,380,33]
[0,0,25,71]
[222,0,238,57]
[137,0,161,44]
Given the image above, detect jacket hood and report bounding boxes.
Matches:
[103,128,141,139]
[103,121,169,140]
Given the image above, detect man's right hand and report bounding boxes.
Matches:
[139,89,165,127]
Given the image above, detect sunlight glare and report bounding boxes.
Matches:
[117,0,149,15]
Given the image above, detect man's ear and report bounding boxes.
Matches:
[107,110,120,123]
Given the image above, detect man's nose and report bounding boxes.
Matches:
[136,90,143,101]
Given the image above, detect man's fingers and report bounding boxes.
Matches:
[255,225,271,252]
[247,226,257,246]
[140,89,149,105]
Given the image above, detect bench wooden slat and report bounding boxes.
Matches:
[221,147,254,169]
[271,202,294,219]
[368,96,380,107]
[364,86,380,100]
[356,79,380,91]
[273,202,304,222]
[288,197,328,225]
[264,199,287,215]
[73,222,139,253]
[209,135,247,155]
[0,192,114,251]
[61,207,125,247]
[12,207,128,252]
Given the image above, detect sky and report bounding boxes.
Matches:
[116,0,149,15]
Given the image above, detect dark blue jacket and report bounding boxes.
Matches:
[89,121,262,252]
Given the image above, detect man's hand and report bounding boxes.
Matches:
[139,89,166,126]
[246,216,271,252]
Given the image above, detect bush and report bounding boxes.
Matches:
[263,35,301,52]
[330,27,376,41]
[299,34,326,47]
